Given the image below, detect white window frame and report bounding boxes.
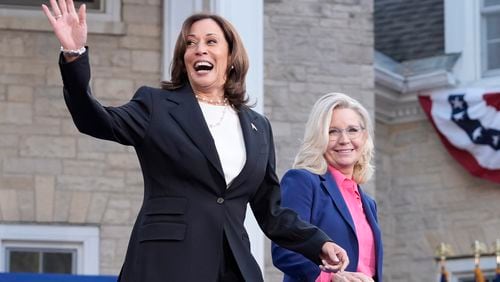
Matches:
[436,256,496,282]
[445,0,500,85]
[0,0,124,35]
[480,1,500,77]
[0,224,99,275]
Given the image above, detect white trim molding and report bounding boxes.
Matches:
[374,51,459,124]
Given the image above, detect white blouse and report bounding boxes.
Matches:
[198,102,246,186]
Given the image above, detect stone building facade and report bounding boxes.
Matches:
[5,1,497,282]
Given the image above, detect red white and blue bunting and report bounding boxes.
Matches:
[419,89,500,183]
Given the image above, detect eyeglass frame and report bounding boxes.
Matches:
[328,125,366,141]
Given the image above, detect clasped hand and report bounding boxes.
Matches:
[319,242,349,273]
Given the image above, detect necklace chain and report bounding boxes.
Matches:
[196,94,229,129]
[207,104,228,129]
[195,95,228,106]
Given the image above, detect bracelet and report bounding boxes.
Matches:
[60,46,86,57]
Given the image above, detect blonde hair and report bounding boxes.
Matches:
[293,93,374,183]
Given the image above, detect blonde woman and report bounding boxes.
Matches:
[272,93,383,282]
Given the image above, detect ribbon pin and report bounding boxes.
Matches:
[251,123,258,131]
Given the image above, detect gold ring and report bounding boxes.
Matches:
[55,14,62,19]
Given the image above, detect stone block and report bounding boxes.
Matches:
[107,153,139,169]
[7,85,34,102]
[127,24,161,37]
[18,189,35,221]
[57,175,125,192]
[131,50,161,73]
[34,97,71,118]
[119,36,161,51]
[0,175,34,190]
[46,66,64,86]
[20,136,76,158]
[63,159,107,176]
[0,102,33,124]
[4,158,62,175]
[68,191,92,223]
[0,189,20,221]
[122,4,161,25]
[93,78,135,100]
[53,190,71,222]
[35,175,55,222]
[86,192,109,223]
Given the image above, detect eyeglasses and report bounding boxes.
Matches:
[329,126,365,141]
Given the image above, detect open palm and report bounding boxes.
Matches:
[42,0,87,50]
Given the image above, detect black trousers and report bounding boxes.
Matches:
[218,234,245,282]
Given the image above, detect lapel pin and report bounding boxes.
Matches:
[251,123,258,131]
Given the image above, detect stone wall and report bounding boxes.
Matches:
[0,0,162,274]
[376,120,500,282]
[263,0,375,280]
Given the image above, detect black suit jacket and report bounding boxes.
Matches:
[59,51,331,282]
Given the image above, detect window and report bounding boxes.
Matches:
[0,1,102,11]
[0,0,124,34]
[0,224,99,275]
[481,0,500,76]
[7,247,76,274]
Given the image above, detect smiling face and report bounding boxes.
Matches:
[183,18,229,97]
[324,107,367,179]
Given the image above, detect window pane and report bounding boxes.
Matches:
[486,15,500,40]
[43,252,73,274]
[0,0,101,10]
[487,41,500,70]
[484,0,500,7]
[9,251,40,273]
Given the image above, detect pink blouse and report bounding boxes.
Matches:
[316,166,376,281]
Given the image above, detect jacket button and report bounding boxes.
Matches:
[216,197,224,204]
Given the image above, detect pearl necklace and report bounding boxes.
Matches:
[195,95,228,106]
[207,104,228,129]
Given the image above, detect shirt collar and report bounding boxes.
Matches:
[328,165,359,193]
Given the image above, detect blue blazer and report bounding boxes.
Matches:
[272,169,383,282]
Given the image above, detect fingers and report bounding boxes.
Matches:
[78,4,86,26]
[67,0,77,14]
[58,0,68,15]
[338,249,349,272]
[41,4,57,25]
[49,0,62,18]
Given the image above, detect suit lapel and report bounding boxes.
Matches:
[359,189,382,261]
[227,107,261,189]
[165,85,225,179]
[321,173,357,234]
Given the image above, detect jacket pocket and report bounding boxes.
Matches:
[138,222,186,242]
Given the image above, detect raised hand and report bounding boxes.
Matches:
[42,0,87,51]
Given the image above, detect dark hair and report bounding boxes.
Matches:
[161,13,249,108]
